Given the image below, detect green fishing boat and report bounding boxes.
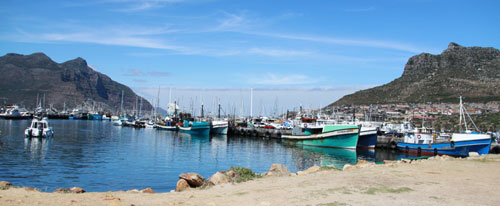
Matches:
[282,122,360,149]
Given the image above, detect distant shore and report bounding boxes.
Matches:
[1,155,500,206]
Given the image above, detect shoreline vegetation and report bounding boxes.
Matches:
[1,154,499,206]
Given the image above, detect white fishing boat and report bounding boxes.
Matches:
[0,105,30,120]
[145,120,156,128]
[25,117,54,138]
[211,120,228,135]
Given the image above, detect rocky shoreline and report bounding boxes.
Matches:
[1,153,500,205]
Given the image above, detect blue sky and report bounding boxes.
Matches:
[1,0,499,115]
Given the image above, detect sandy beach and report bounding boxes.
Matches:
[1,155,500,206]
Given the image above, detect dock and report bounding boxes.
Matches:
[228,126,404,149]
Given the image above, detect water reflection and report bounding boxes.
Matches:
[24,137,52,160]
[300,146,357,169]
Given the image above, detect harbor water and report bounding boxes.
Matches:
[0,119,412,192]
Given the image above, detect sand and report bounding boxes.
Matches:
[1,155,500,206]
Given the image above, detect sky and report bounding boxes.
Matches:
[1,0,499,116]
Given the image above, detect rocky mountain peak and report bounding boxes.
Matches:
[331,43,500,105]
[447,42,462,50]
[62,57,88,70]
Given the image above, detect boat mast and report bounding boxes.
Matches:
[218,102,221,119]
[156,86,160,121]
[120,90,124,116]
[250,88,253,119]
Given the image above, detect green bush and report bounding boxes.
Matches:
[230,167,262,183]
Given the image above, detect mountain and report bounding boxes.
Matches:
[332,43,500,106]
[0,52,152,112]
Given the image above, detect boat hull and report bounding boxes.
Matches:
[156,125,178,131]
[357,130,378,149]
[211,126,228,135]
[0,115,30,120]
[282,127,359,149]
[397,138,492,157]
[178,126,210,135]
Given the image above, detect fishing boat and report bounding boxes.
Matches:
[24,117,54,138]
[211,120,228,135]
[156,117,178,131]
[145,120,156,128]
[178,120,211,135]
[282,118,360,149]
[397,97,492,156]
[0,106,30,120]
[357,126,378,149]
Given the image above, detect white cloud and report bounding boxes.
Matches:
[248,73,320,85]
[246,32,426,53]
[248,48,311,57]
[106,0,185,12]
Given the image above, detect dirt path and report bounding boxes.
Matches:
[1,155,500,206]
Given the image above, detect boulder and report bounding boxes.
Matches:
[209,171,233,185]
[140,188,156,194]
[383,160,397,164]
[226,169,237,178]
[343,164,356,171]
[355,160,374,168]
[297,166,321,175]
[0,181,12,187]
[25,187,40,192]
[179,173,206,187]
[468,152,480,157]
[176,179,190,192]
[69,187,85,193]
[266,164,291,177]
[53,188,70,193]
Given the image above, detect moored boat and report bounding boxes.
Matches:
[357,125,378,149]
[397,97,492,156]
[210,120,228,135]
[0,106,30,120]
[282,118,360,149]
[178,120,210,135]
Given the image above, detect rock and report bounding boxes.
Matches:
[0,181,12,187]
[297,165,321,175]
[24,187,40,192]
[468,152,480,157]
[342,164,356,171]
[209,171,233,185]
[266,164,291,177]
[179,173,206,187]
[54,188,69,193]
[176,179,190,192]
[355,160,374,168]
[140,187,156,194]
[383,160,397,164]
[226,169,236,178]
[127,189,140,193]
[69,187,85,193]
[401,159,411,163]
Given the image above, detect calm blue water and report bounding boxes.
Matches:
[0,119,405,192]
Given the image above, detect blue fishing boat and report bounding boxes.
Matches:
[357,126,378,149]
[178,120,210,135]
[397,97,492,157]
